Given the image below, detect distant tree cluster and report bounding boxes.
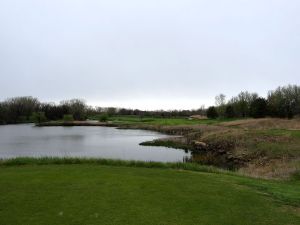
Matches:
[206,84,300,119]
[0,97,40,124]
[0,84,299,125]
[0,97,87,124]
[94,106,206,118]
[0,97,206,124]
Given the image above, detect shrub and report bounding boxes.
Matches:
[225,105,235,118]
[99,113,109,122]
[63,114,74,121]
[31,112,47,124]
[207,106,219,119]
[250,98,268,118]
[60,99,87,121]
[17,116,27,123]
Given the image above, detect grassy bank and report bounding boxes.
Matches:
[0,157,226,174]
[38,116,237,127]
[0,160,299,225]
[109,115,238,125]
[89,115,238,126]
[37,116,300,179]
[112,117,300,179]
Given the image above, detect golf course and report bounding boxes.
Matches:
[1,0,300,224]
[0,156,299,225]
[1,116,300,224]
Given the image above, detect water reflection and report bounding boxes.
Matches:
[0,124,191,162]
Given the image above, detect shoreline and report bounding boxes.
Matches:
[36,121,117,127]
[19,119,300,180]
[36,120,246,170]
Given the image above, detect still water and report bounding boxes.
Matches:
[0,124,190,162]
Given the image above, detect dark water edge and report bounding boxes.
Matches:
[140,139,241,170]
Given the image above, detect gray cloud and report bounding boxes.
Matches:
[0,0,299,109]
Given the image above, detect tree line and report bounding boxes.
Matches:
[0,98,88,124]
[0,97,206,124]
[0,84,299,124]
[207,84,300,119]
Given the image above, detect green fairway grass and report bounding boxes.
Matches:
[0,162,299,225]
[90,115,238,126]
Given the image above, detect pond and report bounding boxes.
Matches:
[0,124,190,162]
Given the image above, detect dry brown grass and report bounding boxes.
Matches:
[118,118,300,180]
[238,157,300,180]
[219,118,300,130]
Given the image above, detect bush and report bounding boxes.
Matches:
[17,116,27,123]
[250,98,268,118]
[207,106,219,119]
[99,113,109,122]
[267,85,300,118]
[63,114,74,121]
[225,105,235,118]
[31,112,47,124]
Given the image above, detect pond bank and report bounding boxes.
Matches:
[36,121,116,127]
[37,121,245,170]
[36,119,300,179]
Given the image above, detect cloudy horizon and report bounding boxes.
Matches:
[0,0,299,110]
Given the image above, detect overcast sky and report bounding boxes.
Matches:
[0,0,299,110]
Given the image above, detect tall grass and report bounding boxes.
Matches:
[0,157,233,175]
